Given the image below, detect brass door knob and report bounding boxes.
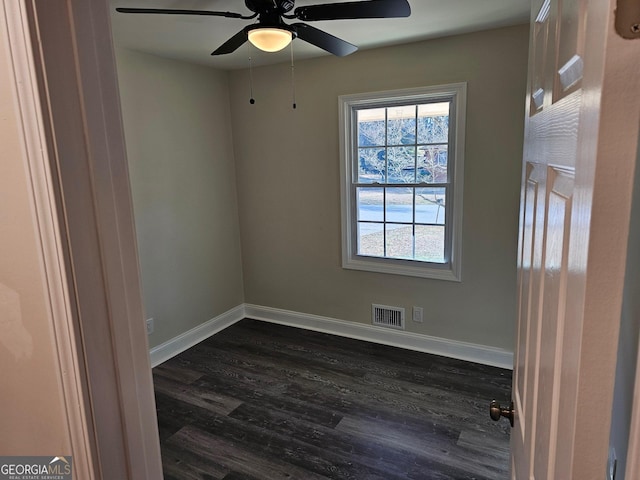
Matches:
[490,399,514,427]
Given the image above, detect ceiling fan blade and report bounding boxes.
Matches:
[292,23,357,57]
[115,8,251,19]
[294,0,411,22]
[211,28,249,55]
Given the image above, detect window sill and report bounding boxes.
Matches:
[342,255,461,282]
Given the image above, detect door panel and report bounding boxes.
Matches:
[513,162,544,480]
[529,0,551,113]
[555,0,585,99]
[533,167,573,479]
[512,0,640,478]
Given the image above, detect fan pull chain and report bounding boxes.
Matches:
[290,42,296,109]
[248,51,255,105]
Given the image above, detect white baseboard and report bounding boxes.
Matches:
[150,303,513,369]
[244,304,513,369]
[149,305,244,367]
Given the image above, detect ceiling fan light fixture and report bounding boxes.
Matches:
[248,27,292,52]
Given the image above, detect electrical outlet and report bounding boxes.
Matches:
[412,306,423,323]
[146,318,154,335]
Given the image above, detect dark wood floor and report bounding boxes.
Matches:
[153,319,512,480]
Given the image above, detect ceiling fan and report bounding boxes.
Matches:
[116,0,412,57]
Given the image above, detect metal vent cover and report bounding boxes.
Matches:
[372,304,405,330]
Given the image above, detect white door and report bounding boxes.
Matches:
[509,0,640,478]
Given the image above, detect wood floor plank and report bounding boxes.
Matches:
[154,319,512,479]
[154,363,206,385]
[221,472,264,480]
[156,390,197,443]
[227,402,435,479]
[193,373,344,429]
[159,392,407,480]
[456,429,510,466]
[336,415,505,479]
[208,322,439,379]
[168,425,334,480]
[185,340,498,436]
[154,374,243,416]
[161,438,229,480]
[407,455,501,480]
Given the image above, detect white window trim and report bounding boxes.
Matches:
[338,83,466,281]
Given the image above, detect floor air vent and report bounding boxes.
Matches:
[372,304,405,330]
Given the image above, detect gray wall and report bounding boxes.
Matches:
[229,25,529,351]
[116,49,244,348]
[609,130,640,478]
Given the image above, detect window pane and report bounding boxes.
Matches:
[415,225,445,263]
[357,187,383,221]
[386,187,413,223]
[387,146,416,183]
[342,85,465,278]
[418,102,449,144]
[358,222,384,257]
[417,146,448,183]
[358,148,386,183]
[357,108,386,147]
[416,188,446,224]
[387,105,416,145]
[385,224,414,260]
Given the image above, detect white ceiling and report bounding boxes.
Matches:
[109,0,531,70]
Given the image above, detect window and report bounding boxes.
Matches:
[339,84,466,281]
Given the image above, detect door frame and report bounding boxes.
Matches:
[4,0,640,478]
[2,0,162,478]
